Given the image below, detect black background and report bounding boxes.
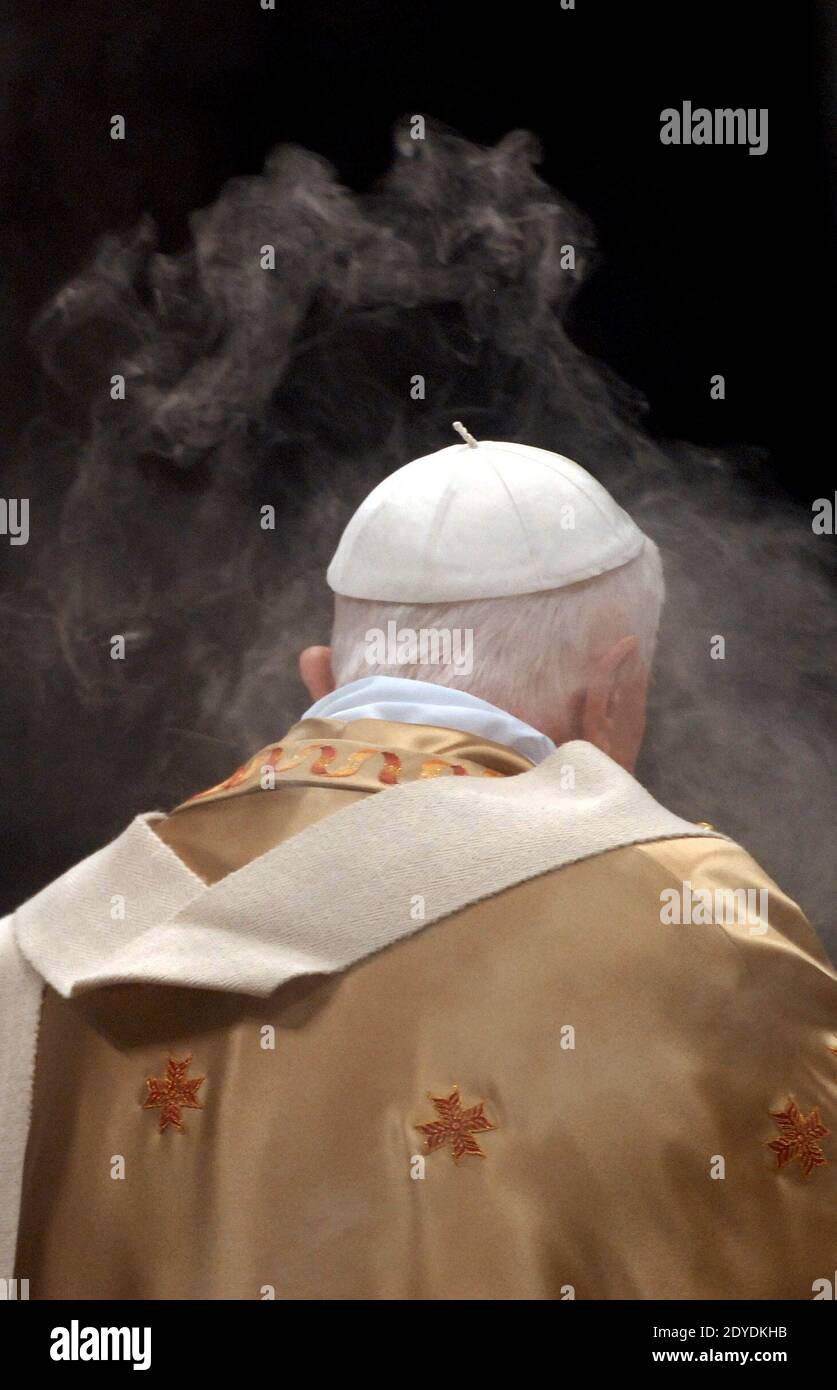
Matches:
[3,1,832,486]
[6,1297,832,1371]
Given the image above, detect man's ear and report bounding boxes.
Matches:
[580,635,642,763]
[299,646,336,702]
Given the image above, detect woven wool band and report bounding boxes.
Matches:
[1,739,722,1274]
[0,917,44,1280]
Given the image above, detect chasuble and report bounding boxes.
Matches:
[1,717,835,1300]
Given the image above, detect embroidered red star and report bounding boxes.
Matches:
[143,1056,205,1132]
[416,1085,496,1161]
[767,1098,830,1177]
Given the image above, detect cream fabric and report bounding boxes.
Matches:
[13,837,837,1300]
[15,741,719,998]
[0,917,42,1282]
[1,739,720,1278]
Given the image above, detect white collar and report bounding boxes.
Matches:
[302,676,556,765]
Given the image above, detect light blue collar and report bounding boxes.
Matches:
[302,676,556,765]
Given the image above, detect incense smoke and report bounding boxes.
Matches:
[4,123,836,951]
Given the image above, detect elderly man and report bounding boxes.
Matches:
[2,431,835,1300]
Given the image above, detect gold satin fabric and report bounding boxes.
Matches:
[173,717,526,816]
[14,720,837,1299]
[155,718,533,883]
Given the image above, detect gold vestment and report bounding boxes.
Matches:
[13,719,837,1299]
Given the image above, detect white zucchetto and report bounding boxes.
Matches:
[327,432,647,602]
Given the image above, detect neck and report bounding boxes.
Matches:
[302,676,557,765]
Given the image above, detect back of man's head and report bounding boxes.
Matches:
[307,435,664,769]
[330,538,664,763]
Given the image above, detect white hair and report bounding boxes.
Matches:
[331,538,665,733]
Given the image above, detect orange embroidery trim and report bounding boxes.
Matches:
[767,1097,830,1177]
[185,751,264,802]
[416,1085,496,1162]
[256,743,318,775]
[309,746,390,778]
[185,743,379,796]
[378,751,402,784]
[308,745,338,774]
[185,741,508,801]
[420,758,467,778]
[143,1056,205,1133]
[420,758,504,779]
